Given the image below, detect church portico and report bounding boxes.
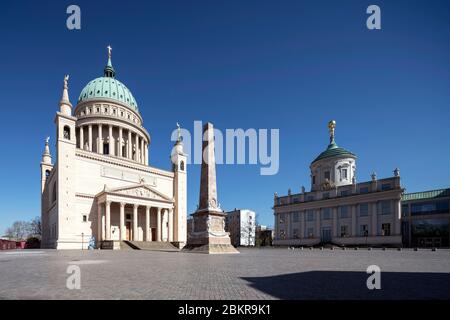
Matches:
[96,184,174,246]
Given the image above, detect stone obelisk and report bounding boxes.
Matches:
[184,122,239,254]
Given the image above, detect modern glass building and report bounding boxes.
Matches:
[401,189,450,248]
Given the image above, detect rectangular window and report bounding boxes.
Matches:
[340,225,349,237]
[312,176,316,185]
[307,228,314,238]
[82,215,87,222]
[360,187,369,194]
[323,192,330,199]
[340,190,350,197]
[307,195,315,201]
[293,198,299,203]
[359,203,369,216]
[381,201,391,215]
[340,206,349,218]
[381,183,392,191]
[307,210,315,221]
[324,171,330,180]
[360,224,369,236]
[381,223,391,236]
[342,169,348,179]
[293,212,299,223]
[293,229,299,239]
[279,213,286,223]
[322,208,331,220]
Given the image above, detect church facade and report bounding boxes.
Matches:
[40,48,187,249]
[273,121,403,247]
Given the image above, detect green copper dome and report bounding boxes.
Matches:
[312,141,356,164]
[311,120,356,164]
[77,49,139,112]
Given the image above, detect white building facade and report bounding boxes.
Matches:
[225,209,256,246]
[40,49,187,249]
[273,121,403,247]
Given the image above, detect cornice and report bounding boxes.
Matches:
[75,148,174,179]
[274,189,404,213]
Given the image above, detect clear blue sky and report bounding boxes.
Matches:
[0,0,449,235]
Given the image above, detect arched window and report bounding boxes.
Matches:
[63,126,71,140]
[45,170,50,177]
[180,161,185,171]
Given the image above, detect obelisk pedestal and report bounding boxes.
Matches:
[183,122,239,254]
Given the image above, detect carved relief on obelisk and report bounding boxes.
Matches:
[183,122,239,254]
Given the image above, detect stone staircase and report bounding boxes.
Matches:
[120,241,179,252]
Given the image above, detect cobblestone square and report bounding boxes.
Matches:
[1,248,450,300]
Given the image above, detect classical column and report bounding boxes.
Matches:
[135,134,139,162]
[98,124,103,154]
[105,201,111,240]
[300,210,305,239]
[371,202,378,236]
[168,208,173,242]
[133,204,138,241]
[79,126,84,149]
[332,207,338,238]
[128,130,132,159]
[119,202,125,241]
[119,127,123,157]
[157,207,162,242]
[88,124,93,151]
[145,206,151,242]
[351,205,357,237]
[315,209,321,238]
[140,138,144,164]
[97,202,103,241]
[108,125,114,156]
[145,142,149,165]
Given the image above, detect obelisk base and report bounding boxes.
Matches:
[183,211,239,254]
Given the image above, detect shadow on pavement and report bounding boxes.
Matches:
[242,271,450,299]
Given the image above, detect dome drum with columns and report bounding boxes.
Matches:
[73,48,150,165]
[40,47,188,250]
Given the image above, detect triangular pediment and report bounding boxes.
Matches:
[107,184,173,202]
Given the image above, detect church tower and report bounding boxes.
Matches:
[172,125,187,248]
[40,138,53,193]
[54,75,77,249]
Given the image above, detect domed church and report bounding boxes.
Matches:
[273,121,404,247]
[40,47,187,250]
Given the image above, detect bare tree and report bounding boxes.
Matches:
[29,216,42,238]
[6,221,30,240]
[240,212,256,246]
